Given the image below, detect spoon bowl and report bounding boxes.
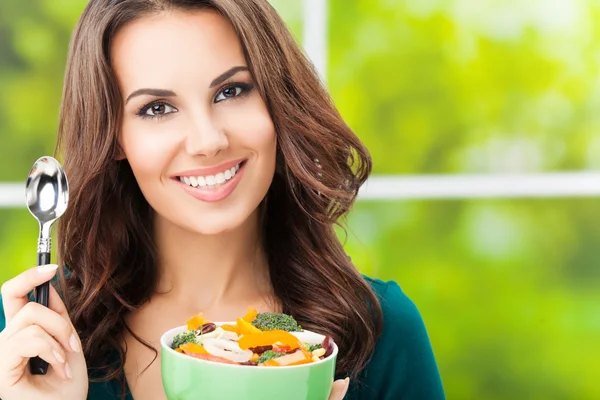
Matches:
[26,156,69,229]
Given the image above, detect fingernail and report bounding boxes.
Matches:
[341,378,350,397]
[36,264,59,274]
[53,349,64,363]
[69,333,80,353]
[65,362,72,379]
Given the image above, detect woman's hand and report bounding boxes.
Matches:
[0,264,88,400]
[328,378,350,400]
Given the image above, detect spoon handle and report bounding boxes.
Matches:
[29,251,51,375]
[34,252,51,306]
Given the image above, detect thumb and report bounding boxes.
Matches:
[328,378,350,400]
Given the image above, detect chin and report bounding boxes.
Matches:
[189,221,239,236]
[180,207,257,236]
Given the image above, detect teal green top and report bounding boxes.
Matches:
[0,276,444,399]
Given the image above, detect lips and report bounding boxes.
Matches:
[175,160,247,203]
[173,158,246,179]
[178,162,242,189]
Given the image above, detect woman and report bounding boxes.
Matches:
[0,0,445,399]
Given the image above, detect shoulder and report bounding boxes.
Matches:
[364,275,411,311]
[363,275,426,335]
[363,276,434,359]
[0,294,5,332]
[348,275,446,400]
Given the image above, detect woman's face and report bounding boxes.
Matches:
[111,9,277,235]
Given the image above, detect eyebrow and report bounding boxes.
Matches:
[209,65,249,88]
[124,66,249,105]
[125,88,175,105]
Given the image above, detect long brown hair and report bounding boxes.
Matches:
[55,0,383,393]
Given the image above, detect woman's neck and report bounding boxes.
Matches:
[151,209,275,316]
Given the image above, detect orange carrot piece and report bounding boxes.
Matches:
[236,318,262,335]
[186,313,209,331]
[238,330,302,351]
[221,324,238,333]
[242,306,258,322]
[179,342,208,354]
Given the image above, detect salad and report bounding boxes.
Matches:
[170,307,334,367]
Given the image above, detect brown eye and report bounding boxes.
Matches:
[215,85,244,102]
[138,101,177,119]
[223,87,239,98]
[151,104,166,114]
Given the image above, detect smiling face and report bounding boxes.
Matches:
[111,9,277,235]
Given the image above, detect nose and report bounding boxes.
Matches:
[184,110,229,157]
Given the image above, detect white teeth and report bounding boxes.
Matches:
[179,162,242,189]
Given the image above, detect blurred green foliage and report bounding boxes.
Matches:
[1,0,598,398]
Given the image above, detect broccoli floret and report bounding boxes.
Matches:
[251,312,302,332]
[305,343,322,352]
[257,350,287,364]
[171,331,197,349]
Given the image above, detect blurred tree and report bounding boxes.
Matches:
[0,0,598,398]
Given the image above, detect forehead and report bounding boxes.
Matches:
[110,9,246,92]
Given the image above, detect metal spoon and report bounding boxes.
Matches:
[25,156,69,375]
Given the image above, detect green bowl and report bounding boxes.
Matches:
[160,323,338,400]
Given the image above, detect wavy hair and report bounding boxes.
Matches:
[55,0,383,395]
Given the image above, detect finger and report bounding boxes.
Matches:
[4,325,70,380]
[1,264,59,322]
[48,280,70,320]
[3,301,79,354]
[328,378,350,400]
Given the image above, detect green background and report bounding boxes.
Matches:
[1,0,598,398]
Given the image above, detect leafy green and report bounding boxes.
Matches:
[305,343,322,352]
[257,350,287,364]
[251,312,302,332]
[171,331,197,349]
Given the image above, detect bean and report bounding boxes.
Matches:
[248,345,272,354]
[322,336,334,358]
[195,323,216,335]
[239,361,258,366]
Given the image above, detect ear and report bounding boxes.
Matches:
[114,143,126,160]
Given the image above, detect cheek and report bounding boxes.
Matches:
[221,100,277,156]
[120,121,178,182]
